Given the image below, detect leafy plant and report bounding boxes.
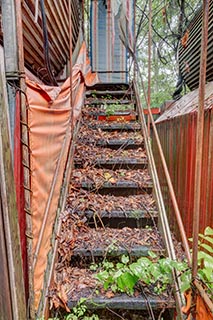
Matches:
[40,298,99,320]
[104,103,133,116]
[190,226,213,299]
[94,252,188,296]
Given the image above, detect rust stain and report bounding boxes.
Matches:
[154,108,213,238]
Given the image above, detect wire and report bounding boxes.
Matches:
[39,0,58,86]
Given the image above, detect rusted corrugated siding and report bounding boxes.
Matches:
[178,0,213,90]
[0,0,81,83]
[22,0,81,82]
[153,105,213,239]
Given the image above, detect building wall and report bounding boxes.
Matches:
[153,109,213,239]
[90,0,134,83]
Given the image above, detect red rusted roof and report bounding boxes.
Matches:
[156,82,213,123]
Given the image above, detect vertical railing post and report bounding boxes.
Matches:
[192,0,209,280]
[69,0,73,135]
[15,0,34,316]
[147,0,152,136]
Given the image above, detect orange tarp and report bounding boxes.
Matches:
[182,290,213,319]
[26,42,98,309]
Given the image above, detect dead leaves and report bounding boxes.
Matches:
[71,168,151,188]
[66,191,156,214]
[72,227,164,252]
[49,284,70,312]
[181,29,189,48]
[77,120,143,146]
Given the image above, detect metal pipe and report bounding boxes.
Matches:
[147,0,152,136]
[134,81,184,319]
[149,107,191,264]
[192,0,210,279]
[15,0,33,315]
[119,34,191,262]
[135,56,191,264]
[69,0,73,134]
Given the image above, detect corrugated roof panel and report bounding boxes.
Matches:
[156,82,213,123]
[178,0,213,90]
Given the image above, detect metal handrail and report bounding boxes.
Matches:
[131,0,213,313]
[133,80,184,319]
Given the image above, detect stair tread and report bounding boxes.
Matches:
[74,157,148,170]
[71,167,153,196]
[85,99,133,106]
[78,180,153,188]
[75,157,147,163]
[72,226,164,255]
[73,246,165,257]
[89,110,137,116]
[97,138,142,144]
[93,158,147,164]
[78,209,158,219]
[86,90,131,96]
[96,139,144,149]
[66,192,157,215]
[88,122,141,131]
[86,83,130,91]
[74,144,147,164]
[67,294,175,310]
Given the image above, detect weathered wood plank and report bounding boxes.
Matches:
[0,65,26,319]
[0,200,13,320]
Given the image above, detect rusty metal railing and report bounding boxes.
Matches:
[133,0,213,315]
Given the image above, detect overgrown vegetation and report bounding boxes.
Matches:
[40,298,99,320]
[190,226,213,299]
[92,226,213,299]
[49,227,213,319]
[92,251,188,296]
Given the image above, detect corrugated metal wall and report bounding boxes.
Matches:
[153,99,213,239]
[0,0,82,83]
[178,0,213,90]
[90,0,134,83]
[22,0,81,82]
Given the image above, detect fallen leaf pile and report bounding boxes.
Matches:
[71,168,152,187]
[66,191,156,214]
[73,226,164,252]
[77,121,143,145]
[88,119,141,129]
[74,144,147,166]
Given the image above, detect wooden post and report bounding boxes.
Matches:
[2,0,29,318]
[0,200,13,319]
[192,0,210,279]
[0,65,26,319]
